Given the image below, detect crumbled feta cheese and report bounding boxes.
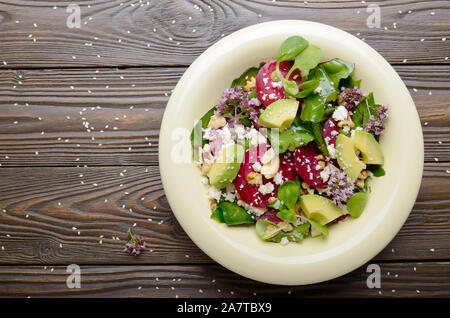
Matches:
[268,93,277,100]
[313,86,323,94]
[342,126,350,134]
[259,182,274,194]
[320,164,333,182]
[280,237,289,245]
[234,124,246,140]
[263,77,269,86]
[245,128,267,146]
[273,171,284,185]
[208,186,222,202]
[271,81,283,88]
[327,144,337,159]
[332,105,348,121]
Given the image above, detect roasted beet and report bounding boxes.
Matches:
[322,117,339,147]
[234,144,296,208]
[294,143,326,189]
[256,209,283,224]
[255,60,302,107]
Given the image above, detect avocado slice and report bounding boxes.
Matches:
[336,134,366,181]
[352,130,384,165]
[208,144,244,189]
[299,194,343,225]
[258,99,299,132]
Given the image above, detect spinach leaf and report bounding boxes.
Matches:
[320,58,355,89]
[340,75,361,89]
[288,45,322,77]
[268,125,314,153]
[276,209,297,223]
[294,79,320,98]
[311,122,329,157]
[282,79,299,96]
[190,106,216,161]
[367,164,385,177]
[211,206,225,223]
[230,62,265,88]
[278,36,309,62]
[218,202,254,226]
[300,94,326,123]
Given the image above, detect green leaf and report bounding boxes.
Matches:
[346,192,369,218]
[230,62,264,88]
[300,94,325,123]
[277,180,301,210]
[268,125,314,153]
[294,79,319,98]
[289,45,322,76]
[300,216,329,236]
[320,58,355,89]
[276,209,297,223]
[270,223,311,243]
[126,229,132,242]
[211,206,225,223]
[311,122,329,157]
[340,75,361,89]
[278,36,309,62]
[367,165,385,177]
[255,219,281,240]
[218,202,254,226]
[283,79,299,96]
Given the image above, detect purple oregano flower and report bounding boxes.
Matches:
[325,166,355,205]
[365,104,389,135]
[215,85,260,125]
[339,86,363,110]
[124,229,146,256]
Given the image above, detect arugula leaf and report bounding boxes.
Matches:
[218,202,254,226]
[311,122,329,157]
[320,58,355,89]
[230,62,265,87]
[278,36,309,62]
[300,216,329,236]
[190,106,216,161]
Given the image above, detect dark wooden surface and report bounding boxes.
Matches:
[0,0,449,298]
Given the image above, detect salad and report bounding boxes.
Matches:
[191,35,388,244]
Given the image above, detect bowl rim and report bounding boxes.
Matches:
[159,20,424,285]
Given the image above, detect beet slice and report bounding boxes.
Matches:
[234,145,296,208]
[256,209,283,224]
[322,117,339,147]
[255,60,302,107]
[294,143,326,189]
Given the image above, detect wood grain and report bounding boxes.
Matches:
[0,163,448,265]
[0,262,448,297]
[0,65,448,167]
[0,0,449,68]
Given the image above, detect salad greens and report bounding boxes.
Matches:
[191,34,389,245]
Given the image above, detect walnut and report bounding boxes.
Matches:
[246,171,263,185]
[207,114,227,129]
[244,77,256,92]
[268,197,277,204]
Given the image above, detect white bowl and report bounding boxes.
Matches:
[159,20,423,285]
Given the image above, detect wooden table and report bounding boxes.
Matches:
[0,0,449,298]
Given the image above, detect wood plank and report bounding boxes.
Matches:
[0,163,448,265]
[0,65,448,166]
[0,262,448,297]
[0,0,449,68]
